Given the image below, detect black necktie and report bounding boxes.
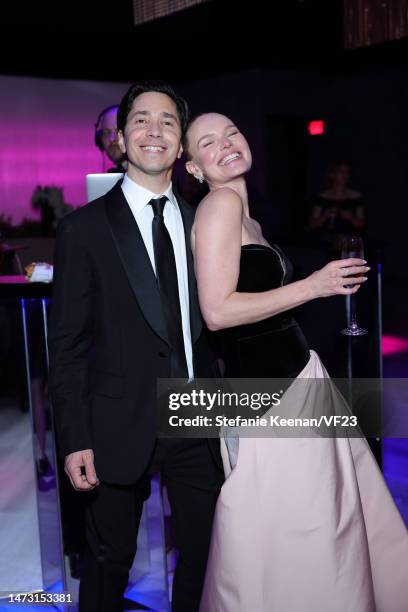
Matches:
[149,196,189,379]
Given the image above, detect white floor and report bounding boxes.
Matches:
[0,401,172,611]
[0,404,43,594]
[2,389,405,612]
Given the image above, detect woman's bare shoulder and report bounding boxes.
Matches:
[199,187,242,207]
[196,187,243,220]
[192,188,243,251]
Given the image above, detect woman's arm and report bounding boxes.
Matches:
[193,189,368,331]
[309,204,331,229]
[339,204,365,230]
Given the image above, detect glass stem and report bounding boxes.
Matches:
[350,294,357,329]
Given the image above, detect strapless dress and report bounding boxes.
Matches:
[199,244,408,612]
[217,243,309,379]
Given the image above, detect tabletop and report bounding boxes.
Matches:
[0,275,53,298]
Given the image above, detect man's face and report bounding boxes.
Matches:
[118,92,183,184]
[99,107,123,165]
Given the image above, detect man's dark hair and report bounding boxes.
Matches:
[117,81,189,137]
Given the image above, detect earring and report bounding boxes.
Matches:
[194,174,204,184]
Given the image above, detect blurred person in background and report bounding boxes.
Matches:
[309,161,365,247]
[94,105,127,173]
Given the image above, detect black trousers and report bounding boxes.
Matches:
[78,439,223,612]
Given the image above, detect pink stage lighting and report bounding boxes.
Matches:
[382,335,408,357]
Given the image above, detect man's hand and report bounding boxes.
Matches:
[65,449,100,491]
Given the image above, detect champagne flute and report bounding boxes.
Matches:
[341,236,368,336]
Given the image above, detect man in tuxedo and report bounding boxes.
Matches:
[49,82,223,612]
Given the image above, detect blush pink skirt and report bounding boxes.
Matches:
[199,351,408,612]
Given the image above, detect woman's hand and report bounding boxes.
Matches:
[305,258,370,299]
[338,208,365,230]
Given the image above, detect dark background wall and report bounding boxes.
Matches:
[0,0,407,284]
[330,66,408,282]
[175,62,408,283]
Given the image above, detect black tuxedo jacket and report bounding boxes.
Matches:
[48,181,220,485]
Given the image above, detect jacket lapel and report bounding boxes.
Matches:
[175,192,203,344]
[104,181,170,345]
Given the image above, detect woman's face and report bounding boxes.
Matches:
[185,113,252,185]
[331,164,350,188]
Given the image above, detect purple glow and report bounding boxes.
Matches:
[0,126,99,223]
[383,438,408,526]
[382,335,408,357]
[0,76,129,225]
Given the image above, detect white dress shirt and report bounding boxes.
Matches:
[121,174,193,380]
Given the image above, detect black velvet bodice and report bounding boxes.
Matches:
[217,244,310,378]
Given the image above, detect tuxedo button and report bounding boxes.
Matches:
[158,351,167,358]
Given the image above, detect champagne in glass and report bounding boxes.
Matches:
[341,236,368,336]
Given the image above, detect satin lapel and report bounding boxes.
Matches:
[176,193,203,344]
[104,182,170,345]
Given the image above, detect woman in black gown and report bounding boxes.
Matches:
[183,113,408,612]
[185,115,365,378]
